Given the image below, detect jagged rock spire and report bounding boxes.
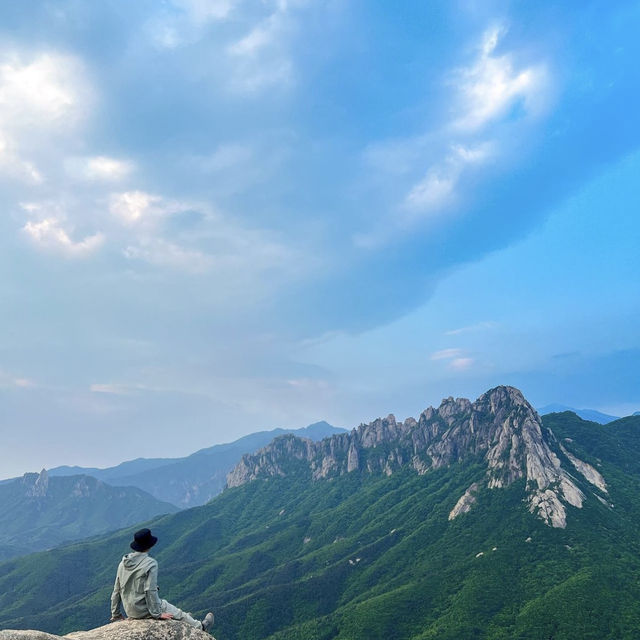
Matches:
[227,386,607,528]
[21,468,50,497]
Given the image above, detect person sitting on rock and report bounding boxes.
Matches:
[110,528,214,633]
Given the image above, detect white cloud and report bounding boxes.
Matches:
[0,132,43,183]
[431,348,475,372]
[197,143,253,172]
[227,0,296,58]
[357,140,494,247]
[0,371,36,389]
[109,191,218,273]
[405,26,547,214]
[110,187,300,277]
[445,321,498,336]
[123,238,213,273]
[0,53,84,129]
[404,142,493,217]
[121,220,297,277]
[23,217,104,257]
[173,0,236,22]
[405,170,457,214]
[18,171,302,299]
[90,383,132,395]
[67,156,134,182]
[147,0,303,91]
[450,357,474,371]
[229,59,292,93]
[431,348,464,361]
[0,51,91,184]
[147,0,238,49]
[360,25,551,245]
[225,1,302,93]
[287,377,330,390]
[21,200,104,257]
[451,143,491,164]
[109,191,164,225]
[14,378,35,388]
[229,24,275,57]
[453,25,548,131]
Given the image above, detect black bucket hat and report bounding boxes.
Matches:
[130,528,158,552]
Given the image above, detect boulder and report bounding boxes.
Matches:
[0,619,212,640]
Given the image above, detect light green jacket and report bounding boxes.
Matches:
[110,551,163,620]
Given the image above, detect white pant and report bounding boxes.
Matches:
[161,599,202,629]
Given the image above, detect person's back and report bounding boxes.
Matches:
[110,528,214,634]
[112,551,159,619]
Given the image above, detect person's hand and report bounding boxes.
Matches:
[160,613,174,620]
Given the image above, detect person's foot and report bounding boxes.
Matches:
[201,612,214,633]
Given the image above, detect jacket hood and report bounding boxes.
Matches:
[122,551,154,570]
[119,552,155,588]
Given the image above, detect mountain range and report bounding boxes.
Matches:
[537,403,620,424]
[2,387,640,639]
[47,422,344,508]
[0,422,343,562]
[0,471,177,562]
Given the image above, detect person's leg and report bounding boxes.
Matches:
[160,599,203,629]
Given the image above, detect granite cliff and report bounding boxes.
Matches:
[227,386,607,528]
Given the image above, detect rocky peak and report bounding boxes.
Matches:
[437,396,472,422]
[22,469,49,497]
[227,386,608,528]
[478,385,527,411]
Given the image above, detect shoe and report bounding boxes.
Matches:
[201,612,214,633]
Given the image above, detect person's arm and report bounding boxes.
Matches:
[110,574,123,622]
[144,562,165,619]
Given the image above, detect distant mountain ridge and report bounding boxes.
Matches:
[538,403,620,424]
[229,387,606,528]
[0,470,177,562]
[48,421,345,507]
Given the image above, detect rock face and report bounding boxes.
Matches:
[0,620,210,640]
[448,482,479,520]
[227,386,608,528]
[24,469,50,497]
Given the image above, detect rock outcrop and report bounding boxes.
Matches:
[448,482,479,520]
[0,620,211,640]
[22,469,49,497]
[227,385,608,528]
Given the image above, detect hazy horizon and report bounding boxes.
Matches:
[2,393,636,481]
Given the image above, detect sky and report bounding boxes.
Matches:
[1,0,639,479]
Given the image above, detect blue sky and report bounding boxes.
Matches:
[1,1,639,478]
